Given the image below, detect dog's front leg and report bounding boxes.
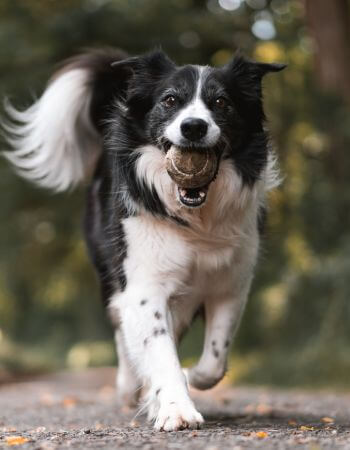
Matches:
[112,284,203,431]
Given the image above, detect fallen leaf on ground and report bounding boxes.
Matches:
[256,404,273,415]
[321,417,334,424]
[62,396,77,408]
[255,431,268,439]
[288,420,297,426]
[6,436,29,446]
[300,425,314,431]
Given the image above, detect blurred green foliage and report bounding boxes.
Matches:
[1,0,350,388]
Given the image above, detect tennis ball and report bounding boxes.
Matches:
[165,146,218,189]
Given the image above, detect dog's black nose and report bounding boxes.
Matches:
[180,118,208,142]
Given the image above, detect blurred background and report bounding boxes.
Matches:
[1,0,350,388]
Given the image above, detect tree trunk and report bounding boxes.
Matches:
[304,0,350,101]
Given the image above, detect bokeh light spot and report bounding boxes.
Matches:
[211,49,233,66]
[179,31,201,49]
[252,19,276,40]
[218,0,242,12]
[254,41,285,62]
[34,221,56,244]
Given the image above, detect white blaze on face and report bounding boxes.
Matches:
[164,66,220,147]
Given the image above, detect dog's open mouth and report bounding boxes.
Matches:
[177,185,208,207]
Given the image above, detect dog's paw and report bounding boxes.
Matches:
[154,401,204,431]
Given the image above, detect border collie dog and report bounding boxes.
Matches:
[2,49,285,431]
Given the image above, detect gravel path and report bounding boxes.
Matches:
[1,368,350,449]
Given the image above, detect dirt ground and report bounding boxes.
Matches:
[1,368,350,449]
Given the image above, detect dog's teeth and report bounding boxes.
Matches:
[199,191,206,198]
[180,189,187,197]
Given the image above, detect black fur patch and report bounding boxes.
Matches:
[153,327,167,337]
[153,328,159,337]
[84,158,128,304]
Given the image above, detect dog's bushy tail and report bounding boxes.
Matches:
[1,48,127,191]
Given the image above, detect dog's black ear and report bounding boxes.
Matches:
[252,61,287,77]
[223,54,286,103]
[224,54,286,80]
[222,54,286,131]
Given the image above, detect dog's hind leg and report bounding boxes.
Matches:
[187,240,259,390]
[186,293,248,390]
[115,329,141,408]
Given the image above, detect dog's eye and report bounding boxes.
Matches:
[215,97,227,108]
[163,95,177,108]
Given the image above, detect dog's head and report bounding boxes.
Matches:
[112,50,285,209]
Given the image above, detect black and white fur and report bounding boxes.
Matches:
[2,49,285,431]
